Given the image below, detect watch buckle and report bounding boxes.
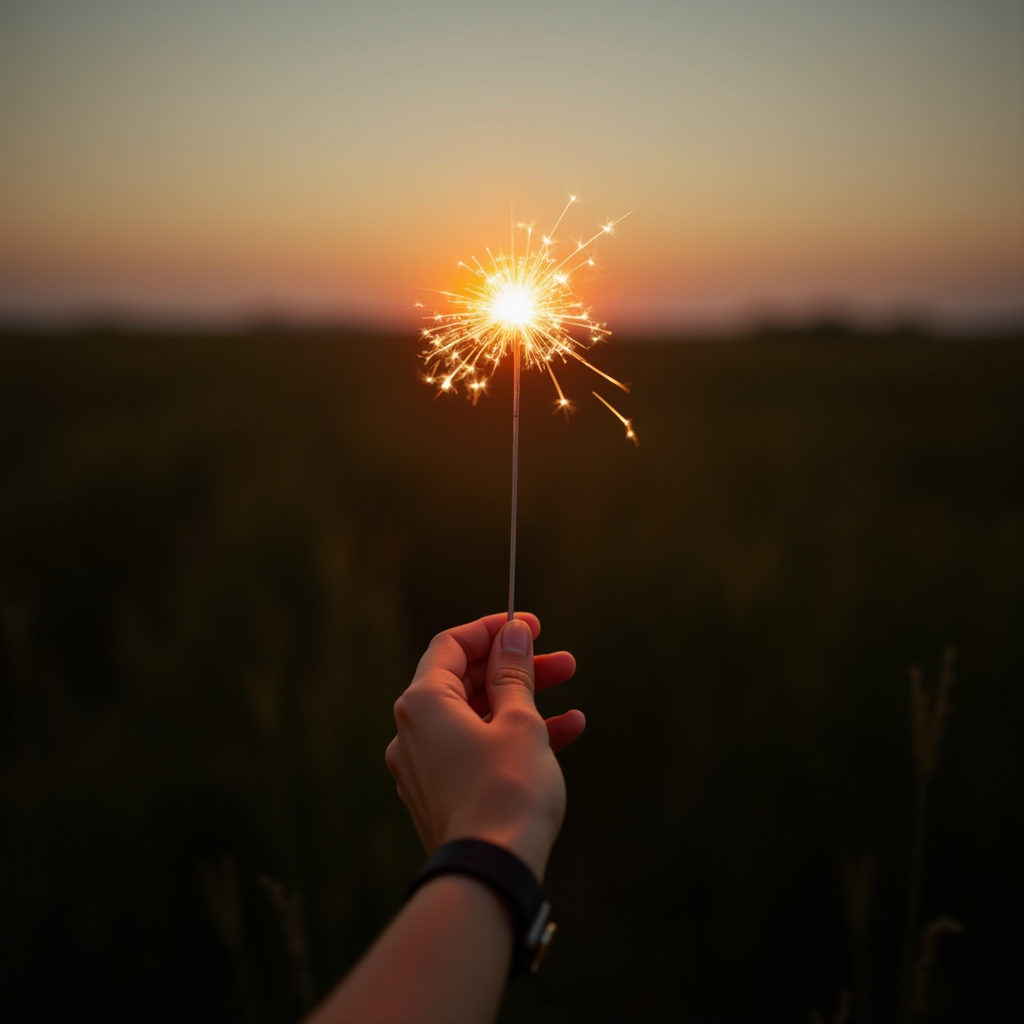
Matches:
[529,921,557,975]
[526,900,557,975]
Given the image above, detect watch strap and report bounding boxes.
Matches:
[405,838,556,977]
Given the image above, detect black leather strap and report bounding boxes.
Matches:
[405,838,554,977]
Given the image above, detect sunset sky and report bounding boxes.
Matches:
[1,1,1022,333]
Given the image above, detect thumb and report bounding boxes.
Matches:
[485,618,538,719]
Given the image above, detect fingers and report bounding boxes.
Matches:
[467,651,576,714]
[535,651,577,691]
[414,611,541,688]
[466,649,575,695]
[545,709,587,753]
[484,619,538,719]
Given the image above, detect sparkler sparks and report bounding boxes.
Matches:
[419,195,636,443]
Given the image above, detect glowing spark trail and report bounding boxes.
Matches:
[418,195,635,619]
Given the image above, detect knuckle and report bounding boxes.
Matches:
[491,664,534,691]
[392,694,411,727]
[428,629,451,651]
[393,685,432,728]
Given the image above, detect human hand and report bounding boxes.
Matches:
[385,612,586,882]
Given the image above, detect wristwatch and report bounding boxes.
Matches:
[405,838,557,978]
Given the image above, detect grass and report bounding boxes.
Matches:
[0,327,1022,1022]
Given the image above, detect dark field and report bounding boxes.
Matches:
[1,329,1022,1023]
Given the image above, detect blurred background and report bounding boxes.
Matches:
[1,3,1022,1022]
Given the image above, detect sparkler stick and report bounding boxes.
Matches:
[419,195,634,618]
[508,340,521,620]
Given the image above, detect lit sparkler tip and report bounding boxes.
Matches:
[419,197,634,432]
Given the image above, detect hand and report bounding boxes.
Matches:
[385,612,586,882]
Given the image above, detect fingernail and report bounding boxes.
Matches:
[501,619,531,655]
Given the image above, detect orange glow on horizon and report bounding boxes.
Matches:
[1,5,1021,331]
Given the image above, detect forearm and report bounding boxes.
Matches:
[307,875,514,1024]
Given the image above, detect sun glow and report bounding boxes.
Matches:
[419,196,636,441]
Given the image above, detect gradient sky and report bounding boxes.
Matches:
[1,1,1022,332]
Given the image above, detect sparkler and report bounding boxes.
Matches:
[419,194,634,620]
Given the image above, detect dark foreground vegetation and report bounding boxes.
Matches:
[1,328,1022,1023]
